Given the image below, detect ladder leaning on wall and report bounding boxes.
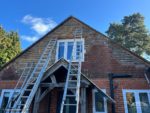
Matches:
[5,62,34,111]
[5,38,57,113]
[60,28,83,113]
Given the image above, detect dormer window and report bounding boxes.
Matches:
[56,39,84,62]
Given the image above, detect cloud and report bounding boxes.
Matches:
[21,15,57,43]
[21,35,39,42]
[22,15,57,35]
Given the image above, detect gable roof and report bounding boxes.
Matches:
[42,58,115,103]
[0,16,150,71]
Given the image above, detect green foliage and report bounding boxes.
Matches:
[106,13,150,56]
[0,26,21,68]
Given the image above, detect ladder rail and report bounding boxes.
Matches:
[75,28,82,113]
[75,41,82,113]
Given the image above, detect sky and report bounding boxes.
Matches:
[0,0,150,51]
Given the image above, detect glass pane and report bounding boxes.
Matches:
[139,93,150,113]
[1,92,10,109]
[67,42,73,60]
[76,41,82,60]
[126,92,137,113]
[95,92,105,112]
[58,42,65,59]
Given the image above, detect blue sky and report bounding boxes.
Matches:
[0,0,150,50]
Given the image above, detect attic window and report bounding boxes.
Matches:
[56,39,84,62]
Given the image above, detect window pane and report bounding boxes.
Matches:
[76,41,82,60]
[1,92,10,109]
[95,92,104,112]
[139,93,150,113]
[126,92,137,113]
[67,42,73,60]
[58,42,65,59]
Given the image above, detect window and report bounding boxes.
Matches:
[123,90,150,113]
[93,89,107,113]
[56,39,84,61]
[0,89,20,112]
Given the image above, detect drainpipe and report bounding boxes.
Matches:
[108,73,132,113]
[144,67,150,87]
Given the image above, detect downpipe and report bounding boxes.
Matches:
[108,73,132,113]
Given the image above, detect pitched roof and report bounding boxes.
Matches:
[0,16,150,71]
[42,58,115,103]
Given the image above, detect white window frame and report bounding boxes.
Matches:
[122,89,150,113]
[92,89,108,113]
[56,39,85,62]
[0,89,20,108]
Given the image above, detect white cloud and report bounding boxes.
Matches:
[21,15,57,43]
[21,35,39,42]
[22,15,57,35]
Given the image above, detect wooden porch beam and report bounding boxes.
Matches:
[40,82,89,88]
[80,88,86,113]
[38,87,54,102]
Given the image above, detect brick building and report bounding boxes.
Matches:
[0,16,150,113]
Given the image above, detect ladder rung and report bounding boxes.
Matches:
[66,95,76,97]
[30,76,38,78]
[70,68,78,70]
[21,96,28,98]
[69,74,77,76]
[40,59,46,62]
[25,89,32,91]
[7,109,22,112]
[27,83,35,85]
[64,104,76,106]
[17,104,25,106]
[68,87,76,89]
[68,80,77,82]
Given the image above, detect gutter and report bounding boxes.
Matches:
[108,73,132,113]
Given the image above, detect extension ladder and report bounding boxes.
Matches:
[5,62,34,111]
[6,38,57,113]
[60,28,83,113]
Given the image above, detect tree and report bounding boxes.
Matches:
[0,26,21,68]
[106,13,150,56]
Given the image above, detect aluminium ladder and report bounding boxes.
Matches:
[5,62,34,112]
[60,28,83,113]
[7,39,57,113]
